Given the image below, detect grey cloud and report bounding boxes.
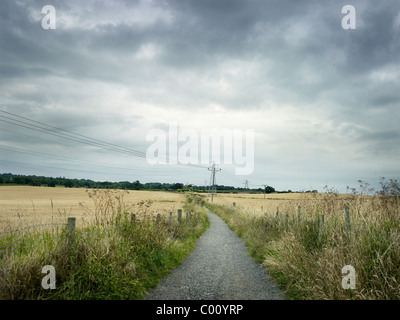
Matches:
[362,130,400,142]
[0,0,399,190]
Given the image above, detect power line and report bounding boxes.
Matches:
[0,110,258,187]
[0,144,189,175]
[0,159,131,176]
[218,169,244,185]
[0,114,146,158]
[0,109,208,170]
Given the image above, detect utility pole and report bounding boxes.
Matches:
[243,179,249,190]
[262,184,267,199]
[208,163,221,202]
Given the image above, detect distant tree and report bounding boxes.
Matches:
[13,176,25,184]
[64,180,73,188]
[25,177,33,185]
[119,181,133,189]
[48,180,56,187]
[132,180,143,190]
[171,183,184,190]
[265,186,276,194]
[151,183,163,190]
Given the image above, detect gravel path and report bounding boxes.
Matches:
[145,209,285,300]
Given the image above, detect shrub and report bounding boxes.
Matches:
[0,191,209,300]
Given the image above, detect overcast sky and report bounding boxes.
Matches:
[0,0,399,193]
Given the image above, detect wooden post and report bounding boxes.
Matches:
[344,204,351,242]
[178,209,182,223]
[131,213,136,227]
[186,212,189,220]
[169,212,172,224]
[67,217,76,246]
[276,207,279,220]
[233,202,236,207]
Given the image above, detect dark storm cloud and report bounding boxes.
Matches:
[342,5,400,73]
[2,0,398,109]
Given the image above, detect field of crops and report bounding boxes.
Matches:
[206,192,305,216]
[0,185,208,300]
[201,185,400,300]
[0,186,186,233]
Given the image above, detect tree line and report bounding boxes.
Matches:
[0,173,173,190]
[0,173,308,193]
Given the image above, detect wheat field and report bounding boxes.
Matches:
[0,186,186,233]
[203,192,307,217]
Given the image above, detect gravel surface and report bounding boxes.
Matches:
[145,209,285,300]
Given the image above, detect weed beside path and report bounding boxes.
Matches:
[199,183,400,300]
[0,191,209,300]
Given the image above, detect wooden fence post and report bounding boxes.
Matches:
[131,213,136,227]
[178,209,182,223]
[169,212,172,224]
[276,207,279,220]
[67,217,76,246]
[233,202,236,207]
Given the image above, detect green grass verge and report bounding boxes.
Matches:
[204,193,400,300]
[0,194,209,300]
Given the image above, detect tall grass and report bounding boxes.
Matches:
[0,190,209,300]
[203,179,400,300]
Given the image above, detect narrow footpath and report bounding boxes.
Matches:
[145,209,285,300]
